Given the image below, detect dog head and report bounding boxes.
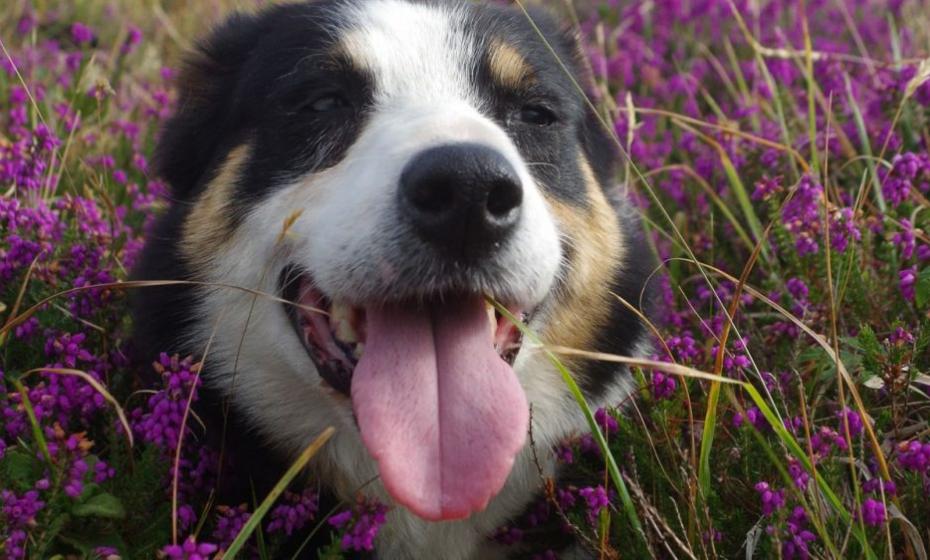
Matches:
[135,0,650,524]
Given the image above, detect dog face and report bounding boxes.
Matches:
[134,0,650,531]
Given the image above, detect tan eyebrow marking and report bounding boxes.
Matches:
[488,38,534,89]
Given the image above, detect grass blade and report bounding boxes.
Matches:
[490,301,648,548]
[224,427,335,558]
[11,378,52,464]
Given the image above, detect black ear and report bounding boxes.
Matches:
[520,7,619,187]
[155,12,267,197]
[550,20,620,189]
[579,99,619,190]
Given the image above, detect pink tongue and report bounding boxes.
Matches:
[351,297,528,521]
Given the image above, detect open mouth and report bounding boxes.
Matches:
[280,267,527,397]
[279,265,532,521]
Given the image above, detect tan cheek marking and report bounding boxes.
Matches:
[488,39,533,89]
[542,154,625,354]
[180,144,251,274]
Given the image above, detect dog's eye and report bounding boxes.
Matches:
[303,93,350,113]
[518,104,557,126]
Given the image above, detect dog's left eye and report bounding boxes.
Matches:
[302,93,350,113]
[517,104,558,126]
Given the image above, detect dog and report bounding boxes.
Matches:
[131,0,652,557]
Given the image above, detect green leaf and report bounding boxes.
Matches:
[1,449,40,490]
[915,267,930,308]
[73,492,126,519]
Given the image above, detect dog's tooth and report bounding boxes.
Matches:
[353,343,365,359]
[487,303,497,333]
[330,302,357,343]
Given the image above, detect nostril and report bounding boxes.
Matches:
[486,179,522,217]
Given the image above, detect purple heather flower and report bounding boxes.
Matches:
[1,489,46,558]
[14,316,39,340]
[555,443,574,464]
[752,176,782,201]
[266,487,318,536]
[862,478,897,496]
[493,526,524,545]
[594,407,619,435]
[786,278,809,303]
[860,498,886,527]
[892,219,917,260]
[899,266,918,302]
[881,153,930,208]
[837,407,864,439]
[887,326,916,345]
[328,500,389,552]
[830,208,860,252]
[132,354,202,451]
[897,440,930,472]
[161,536,218,560]
[781,506,817,559]
[16,13,36,35]
[94,459,115,483]
[211,504,250,551]
[64,458,89,498]
[122,25,143,54]
[556,487,576,510]
[578,486,609,516]
[781,175,824,256]
[651,370,677,400]
[811,426,846,456]
[665,332,702,362]
[578,433,600,456]
[788,457,811,490]
[733,406,769,431]
[70,22,95,45]
[754,481,785,515]
[521,496,551,528]
[93,546,119,559]
[4,530,28,560]
[327,509,353,528]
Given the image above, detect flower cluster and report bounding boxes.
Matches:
[161,537,218,560]
[210,504,250,552]
[328,499,390,552]
[897,440,930,472]
[131,354,202,452]
[1,490,45,560]
[266,487,319,536]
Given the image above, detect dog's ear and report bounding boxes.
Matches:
[155,12,267,197]
[546,17,619,189]
[578,93,619,191]
[521,7,618,187]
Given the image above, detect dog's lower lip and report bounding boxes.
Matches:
[279,267,529,395]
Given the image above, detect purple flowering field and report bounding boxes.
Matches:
[2,0,930,558]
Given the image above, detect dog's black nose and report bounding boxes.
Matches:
[399,143,523,259]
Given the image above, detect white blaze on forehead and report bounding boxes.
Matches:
[339,0,478,105]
